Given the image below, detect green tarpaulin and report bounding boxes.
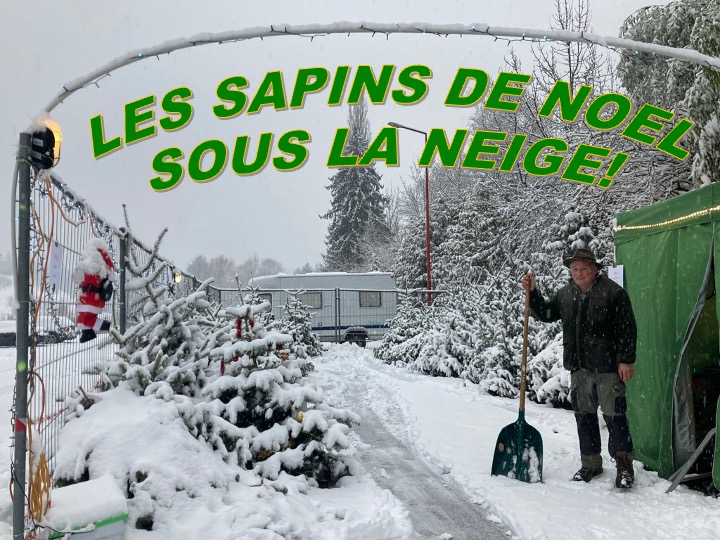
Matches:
[614,182,720,491]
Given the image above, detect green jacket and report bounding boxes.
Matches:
[529,274,637,373]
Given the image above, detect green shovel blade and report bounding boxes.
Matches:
[491,412,543,483]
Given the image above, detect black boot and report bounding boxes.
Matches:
[614,451,634,489]
[99,320,111,331]
[573,466,603,482]
[79,329,96,343]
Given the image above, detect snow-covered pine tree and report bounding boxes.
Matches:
[619,0,720,187]
[432,191,508,288]
[618,0,698,109]
[361,185,402,272]
[322,98,390,271]
[100,220,357,488]
[375,287,484,380]
[240,286,276,331]
[393,213,430,290]
[374,293,431,367]
[475,271,525,398]
[102,219,218,396]
[275,292,323,361]
[437,285,486,382]
[684,4,720,187]
[527,333,571,408]
[196,298,359,487]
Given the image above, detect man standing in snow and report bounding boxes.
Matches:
[521,248,637,489]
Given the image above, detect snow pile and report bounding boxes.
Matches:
[44,474,127,533]
[0,275,14,322]
[50,384,408,539]
[53,386,240,533]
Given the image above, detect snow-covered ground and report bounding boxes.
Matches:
[0,275,13,321]
[0,347,17,539]
[316,345,720,540]
[0,343,719,539]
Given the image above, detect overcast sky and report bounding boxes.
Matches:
[1,0,669,273]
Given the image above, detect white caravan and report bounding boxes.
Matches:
[248,272,397,347]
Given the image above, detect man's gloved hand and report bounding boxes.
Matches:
[521,273,537,291]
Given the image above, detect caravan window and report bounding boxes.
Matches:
[359,291,382,308]
[258,293,272,307]
[298,291,322,309]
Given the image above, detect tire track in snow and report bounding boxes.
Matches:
[313,345,513,539]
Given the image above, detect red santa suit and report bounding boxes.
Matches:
[72,240,116,342]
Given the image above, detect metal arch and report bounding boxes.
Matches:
[43,21,720,114]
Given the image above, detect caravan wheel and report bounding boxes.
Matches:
[344,331,367,348]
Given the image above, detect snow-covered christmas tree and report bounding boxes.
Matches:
[56,219,361,530]
[197,296,359,487]
[274,292,323,361]
[375,292,472,380]
[374,293,432,368]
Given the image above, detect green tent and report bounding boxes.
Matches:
[614,182,720,491]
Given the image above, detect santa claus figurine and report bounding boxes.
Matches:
[72,239,116,343]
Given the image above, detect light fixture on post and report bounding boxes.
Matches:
[173,270,183,284]
[29,117,62,170]
[388,121,432,306]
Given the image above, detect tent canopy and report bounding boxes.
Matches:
[615,182,720,489]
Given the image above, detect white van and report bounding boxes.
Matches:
[248,272,397,347]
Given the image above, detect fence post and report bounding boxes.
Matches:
[118,228,127,334]
[13,132,32,539]
[334,288,340,343]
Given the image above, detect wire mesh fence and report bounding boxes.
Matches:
[12,168,442,518]
[25,172,120,469]
[16,171,221,471]
[13,170,439,473]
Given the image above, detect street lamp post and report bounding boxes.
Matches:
[388,122,432,306]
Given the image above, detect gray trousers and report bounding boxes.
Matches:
[570,369,634,469]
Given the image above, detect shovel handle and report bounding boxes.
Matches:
[519,281,531,413]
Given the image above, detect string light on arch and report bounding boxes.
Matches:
[43,22,720,113]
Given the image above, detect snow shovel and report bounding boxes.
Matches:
[490,281,543,483]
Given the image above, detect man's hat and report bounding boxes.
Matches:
[563,248,603,268]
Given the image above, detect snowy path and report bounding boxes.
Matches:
[312,346,512,539]
[313,344,720,540]
[353,405,510,539]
